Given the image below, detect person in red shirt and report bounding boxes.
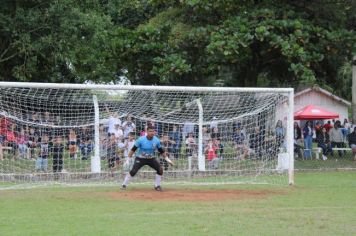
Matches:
[0,117,6,161]
[205,140,219,169]
[0,117,13,160]
[323,121,333,133]
[6,124,17,160]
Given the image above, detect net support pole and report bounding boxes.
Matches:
[91,95,101,173]
[287,90,294,185]
[196,99,205,171]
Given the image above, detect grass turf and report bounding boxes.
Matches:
[0,171,355,236]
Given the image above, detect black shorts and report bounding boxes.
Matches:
[53,157,63,172]
[0,135,4,144]
[130,157,162,177]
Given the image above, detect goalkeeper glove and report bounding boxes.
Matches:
[164,157,174,166]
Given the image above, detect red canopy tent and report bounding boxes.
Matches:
[294,105,339,120]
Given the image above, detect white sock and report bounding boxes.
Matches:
[122,173,131,186]
[155,174,162,187]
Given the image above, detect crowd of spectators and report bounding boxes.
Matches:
[294,118,356,160]
[3,110,354,174]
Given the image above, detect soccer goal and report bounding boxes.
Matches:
[0,82,294,188]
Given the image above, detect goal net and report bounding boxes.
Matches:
[0,82,294,188]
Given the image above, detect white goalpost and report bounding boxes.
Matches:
[0,82,294,187]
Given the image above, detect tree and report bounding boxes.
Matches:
[0,0,354,102]
[112,0,355,92]
[0,0,116,82]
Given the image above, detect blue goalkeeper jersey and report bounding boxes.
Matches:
[134,136,162,158]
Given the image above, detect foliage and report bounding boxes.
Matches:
[111,0,355,92]
[0,0,354,99]
[0,0,115,82]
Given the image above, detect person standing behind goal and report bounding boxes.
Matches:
[121,125,174,191]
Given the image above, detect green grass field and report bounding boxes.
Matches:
[0,171,355,236]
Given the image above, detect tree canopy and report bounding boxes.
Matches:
[0,0,354,98]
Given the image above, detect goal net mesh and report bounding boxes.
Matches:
[0,84,292,188]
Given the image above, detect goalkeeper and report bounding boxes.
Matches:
[121,125,174,191]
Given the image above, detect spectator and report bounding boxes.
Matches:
[107,111,121,135]
[183,122,195,139]
[122,114,136,139]
[99,124,107,160]
[124,132,136,171]
[213,138,224,159]
[202,127,211,147]
[211,127,220,140]
[42,111,54,124]
[323,120,333,133]
[233,122,243,135]
[316,127,332,160]
[52,136,64,178]
[160,134,175,170]
[329,120,344,158]
[140,127,147,137]
[36,135,49,172]
[0,116,9,161]
[264,130,277,156]
[0,135,3,161]
[185,132,197,157]
[78,126,93,160]
[347,127,356,161]
[68,129,77,160]
[275,120,285,149]
[314,121,322,138]
[112,123,124,141]
[17,128,29,159]
[153,121,163,137]
[232,126,249,160]
[55,115,62,126]
[294,122,302,143]
[107,134,120,172]
[140,119,158,136]
[117,137,126,165]
[6,124,17,160]
[210,117,218,130]
[29,112,40,123]
[205,139,219,169]
[331,119,335,126]
[28,127,39,160]
[249,126,264,159]
[168,125,181,159]
[303,121,313,159]
[294,139,304,160]
[342,118,351,142]
[42,112,54,140]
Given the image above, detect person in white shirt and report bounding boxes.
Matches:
[107,112,121,135]
[210,117,218,130]
[122,114,136,139]
[329,120,344,157]
[113,123,124,140]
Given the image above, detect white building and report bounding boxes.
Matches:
[294,85,351,122]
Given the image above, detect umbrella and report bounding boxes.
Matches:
[294,104,339,120]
